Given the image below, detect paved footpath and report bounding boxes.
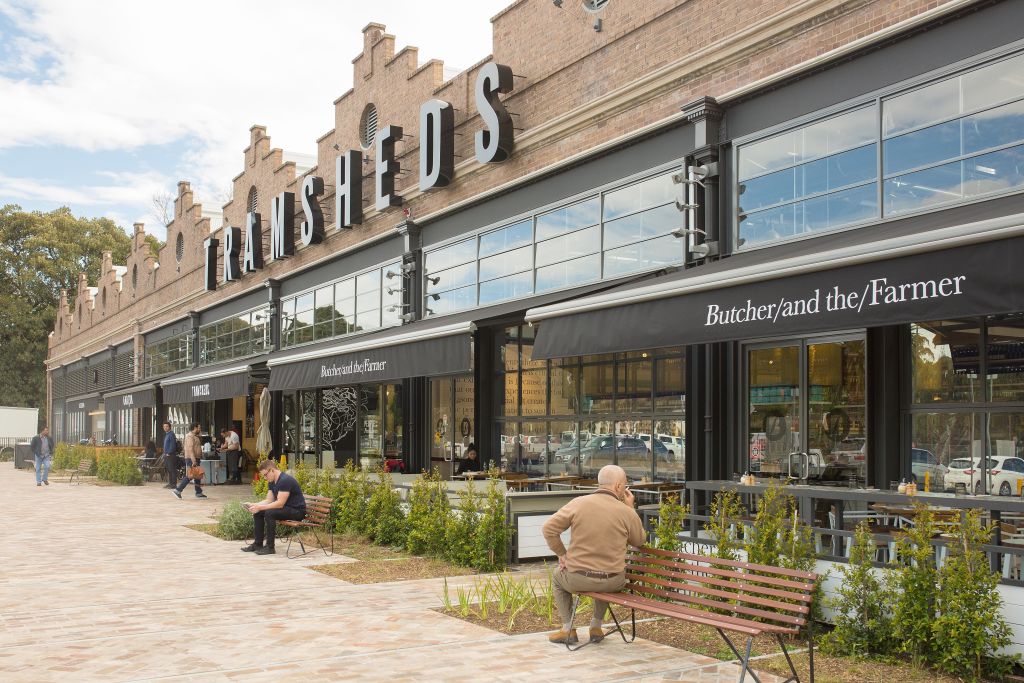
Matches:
[0,463,781,682]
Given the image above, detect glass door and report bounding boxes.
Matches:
[746,335,866,485]
[747,345,801,478]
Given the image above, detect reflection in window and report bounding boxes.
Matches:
[911,322,981,403]
[987,318,1024,402]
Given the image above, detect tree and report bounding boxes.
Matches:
[0,204,134,417]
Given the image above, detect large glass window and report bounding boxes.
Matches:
[494,325,686,481]
[737,51,1024,249]
[280,261,402,349]
[198,307,270,366]
[430,375,476,467]
[144,332,192,378]
[910,316,1024,494]
[424,171,684,316]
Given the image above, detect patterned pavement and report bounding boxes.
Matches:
[0,463,781,682]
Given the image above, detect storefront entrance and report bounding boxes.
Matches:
[746,334,866,485]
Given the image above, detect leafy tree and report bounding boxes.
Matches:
[886,503,939,665]
[0,205,135,417]
[652,494,689,552]
[822,521,891,658]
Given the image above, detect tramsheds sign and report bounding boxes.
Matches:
[204,63,515,291]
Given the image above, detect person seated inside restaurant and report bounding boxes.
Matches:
[142,440,157,459]
[456,443,482,475]
[241,459,306,555]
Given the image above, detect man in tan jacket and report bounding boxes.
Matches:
[172,422,207,499]
[542,464,645,645]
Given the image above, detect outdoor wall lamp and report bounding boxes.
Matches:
[426,275,440,285]
[671,227,719,259]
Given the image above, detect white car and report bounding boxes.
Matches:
[944,456,1024,495]
[910,448,946,491]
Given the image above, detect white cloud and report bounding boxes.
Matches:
[0,0,510,210]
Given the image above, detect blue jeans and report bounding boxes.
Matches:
[34,455,52,483]
[175,463,203,495]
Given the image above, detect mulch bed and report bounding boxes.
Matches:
[310,558,474,584]
[439,602,968,683]
[185,523,226,539]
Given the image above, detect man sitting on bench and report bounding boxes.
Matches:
[241,459,306,556]
[542,464,645,646]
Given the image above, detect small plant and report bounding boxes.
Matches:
[705,489,744,560]
[473,470,508,571]
[292,459,312,492]
[822,520,891,658]
[445,479,480,566]
[651,493,689,552]
[366,467,407,547]
[406,468,450,556]
[217,500,255,540]
[251,454,269,499]
[886,502,938,666]
[932,509,1017,681]
[744,482,789,567]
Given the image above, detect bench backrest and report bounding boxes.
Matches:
[626,546,818,634]
[78,458,93,472]
[303,495,333,526]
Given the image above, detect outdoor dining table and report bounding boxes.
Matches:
[452,470,489,481]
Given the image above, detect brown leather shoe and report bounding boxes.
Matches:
[589,627,607,643]
[548,628,578,644]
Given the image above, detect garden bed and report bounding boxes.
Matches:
[310,557,474,584]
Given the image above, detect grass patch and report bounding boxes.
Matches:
[333,532,410,561]
[185,523,225,539]
[311,557,474,584]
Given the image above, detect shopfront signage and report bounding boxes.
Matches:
[204,62,515,291]
[78,402,85,409]
[122,395,133,407]
[531,236,1024,359]
[192,384,211,398]
[320,358,388,380]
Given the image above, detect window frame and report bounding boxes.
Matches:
[733,41,1024,254]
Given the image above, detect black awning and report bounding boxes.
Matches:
[65,393,101,412]
[103,383,158,409]
[528,233,1024,359]
[268,321,473,392]
[160,364,254,404]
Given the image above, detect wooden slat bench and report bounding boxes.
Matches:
[570,545,818,683]
[279,495,334,559]
[69,458,96,485]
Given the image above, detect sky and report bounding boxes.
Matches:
[0,0,512,239]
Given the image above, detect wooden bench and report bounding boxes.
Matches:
[279,495,334,559]
[69,458,96,485]
[570,545,818,683]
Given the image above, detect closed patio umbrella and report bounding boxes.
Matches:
[256,388,272,459]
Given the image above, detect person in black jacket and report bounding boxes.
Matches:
[30,427,55,487]
[456,444,482,475]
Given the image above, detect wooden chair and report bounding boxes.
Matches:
[279,495,334,559]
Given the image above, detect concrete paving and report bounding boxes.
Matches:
[1,462,782,682]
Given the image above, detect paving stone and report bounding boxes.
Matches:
[1,463,781,682]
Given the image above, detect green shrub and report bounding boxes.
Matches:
[932,509,1017,681]
[886,502,938,666]
[54,444,97,473]
[705,489,744,560]
[251,455,269,499]
[473,471,508,572]
[96,448,142,485]
[652,494,689,552]
[366,467,407,546]
[217,500,255,540]
[336,462,371,535]
[406,468,450,556]
[822,521,891,658]
[292,459,312,492]
[445,480,480,566]
[744,482,790,567]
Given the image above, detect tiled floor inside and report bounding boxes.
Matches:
[1,463,782,682]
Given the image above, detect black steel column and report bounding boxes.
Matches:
[869,325,903,488]
[266,278,282,461]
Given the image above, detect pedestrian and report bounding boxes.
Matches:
[541,464,644,645]
[220,426,242,484]
[241,459,306,555]
[172,422,207,499]
[30,426,54,487]
[161,422,180,488]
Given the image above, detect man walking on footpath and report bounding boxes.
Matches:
[31,426,54,487]
[161,422,180,488]
[172,423,206,499]
[542,464,645,645]
[241,459,306,555]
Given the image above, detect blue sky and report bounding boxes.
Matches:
[0,0,512,240]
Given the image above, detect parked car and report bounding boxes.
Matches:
[576,435,648,467]
[658,434,684,451]
[910,447,946,490]
[986,456,1024,496]
[944,457,981,492]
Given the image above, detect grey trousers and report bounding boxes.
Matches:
[552,568,627,626]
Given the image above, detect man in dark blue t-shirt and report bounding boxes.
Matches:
[241,459,306,555]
